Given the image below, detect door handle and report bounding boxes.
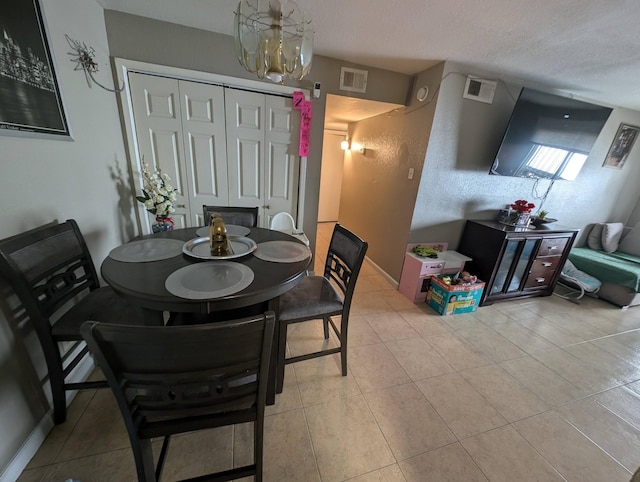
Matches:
[535,277,545,283]
[264,205,270,209]
[176,204,186,209]
[542,262,552,267]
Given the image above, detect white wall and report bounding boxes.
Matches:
[0,0,132,477]
[318,131,346,222]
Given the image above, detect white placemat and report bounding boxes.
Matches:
[108,238,185,263]
[253,240,312,263]
[195,224,251,238]
[165,261,254,299]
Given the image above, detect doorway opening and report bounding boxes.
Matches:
[318,94,403,224]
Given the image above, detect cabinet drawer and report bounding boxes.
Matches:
[537,237,569,257]
[524,259,560,289]
[420,262,445,276]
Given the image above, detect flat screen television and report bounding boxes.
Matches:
[490,88,612,181]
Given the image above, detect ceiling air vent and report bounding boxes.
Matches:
[340,67,368,93]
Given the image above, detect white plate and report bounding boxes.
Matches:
[195,224,251,238]
[108,238,185,263]
[253,240,312,263]
[165,262,254,299]
[182,236,257,260]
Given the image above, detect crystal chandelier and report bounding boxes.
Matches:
[234,0,314,84]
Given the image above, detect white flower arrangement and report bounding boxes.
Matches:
[135,162,178,217]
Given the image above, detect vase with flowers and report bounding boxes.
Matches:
[135,161,178,233]
[509,199,535,226]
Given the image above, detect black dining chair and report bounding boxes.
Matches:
[80,312,275,482]
[0,219,144,424]
[276,224,368,392]
[202,205,259,227]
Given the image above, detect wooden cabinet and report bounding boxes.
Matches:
[457,220,578,306]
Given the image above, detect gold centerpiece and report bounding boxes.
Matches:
[209,213,234,256]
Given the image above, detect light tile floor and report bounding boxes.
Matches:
[18,222,640,481]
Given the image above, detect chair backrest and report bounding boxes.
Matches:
[324,224,368,307]
[202,205,259,227]
[0,219,99,332]
[81,312,275,436]
[270,212,297,234]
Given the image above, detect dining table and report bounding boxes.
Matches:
[100,225,313,403]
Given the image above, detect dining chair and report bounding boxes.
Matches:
[270,211,310,246]
[80,311,275,482]
[0,219,144,424]
[276,224,367,392]
[202,205,259,227]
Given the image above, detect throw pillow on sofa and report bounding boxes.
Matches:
[617,223,640,257]
[601,222,625,253]
[587,223,605,250]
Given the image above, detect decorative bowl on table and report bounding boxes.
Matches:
[530,217,558,227]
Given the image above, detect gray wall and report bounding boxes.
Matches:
[0,1,133,478]
[338,64,444,280]
[410,61,640,252]
[103,11,412,251]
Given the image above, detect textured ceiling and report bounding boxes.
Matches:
[97,0,640,111]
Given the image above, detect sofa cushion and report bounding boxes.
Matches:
[602,222,625,253]
[618,223,640,256]
[587,223,604,250]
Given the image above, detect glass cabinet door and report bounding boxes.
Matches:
[490,240,519,294]
[507,239,537,292]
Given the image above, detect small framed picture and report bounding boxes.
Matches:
[603,123,640,170]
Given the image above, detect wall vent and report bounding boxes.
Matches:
[463,76,497,104]
[340,67,368,93]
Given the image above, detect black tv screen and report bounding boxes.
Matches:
[490,88,612,180]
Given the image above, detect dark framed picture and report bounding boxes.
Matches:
[0,0,70,137]
[603,123,639,170]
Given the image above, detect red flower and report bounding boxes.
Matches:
[510,199,535,213]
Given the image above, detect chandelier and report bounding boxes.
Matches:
[234,0,314,84]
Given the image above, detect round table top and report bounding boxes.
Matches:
[101,227,311,314]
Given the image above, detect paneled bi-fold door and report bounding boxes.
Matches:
[225,88,300,228]
[128,72,228,228]
[128,72,299,230]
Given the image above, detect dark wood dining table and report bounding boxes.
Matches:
[101,226,312,403]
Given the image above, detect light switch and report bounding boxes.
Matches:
[408,168,415,180]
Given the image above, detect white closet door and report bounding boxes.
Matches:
[225,89,265,218]
[264,95,299,228]
[128,72,189,228]
[178,80,228,226]
[225,89,299,227]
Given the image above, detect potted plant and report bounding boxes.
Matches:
[509,200,535,226]
[136,161,178,232]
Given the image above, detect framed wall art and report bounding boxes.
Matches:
[603,123,639,170]
[0,0,70,137]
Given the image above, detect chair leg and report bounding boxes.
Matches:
[43,343,67,424]
[340,316,348,376]
[276,320,288,393]
[323,317,330,339]
[131,437,157,482]
[254,418,264,482]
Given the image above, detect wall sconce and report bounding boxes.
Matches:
[351,142,366,155]
[340,139,366,154]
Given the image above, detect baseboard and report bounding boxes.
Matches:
[365,256,399,289]
[0,354,95,482]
